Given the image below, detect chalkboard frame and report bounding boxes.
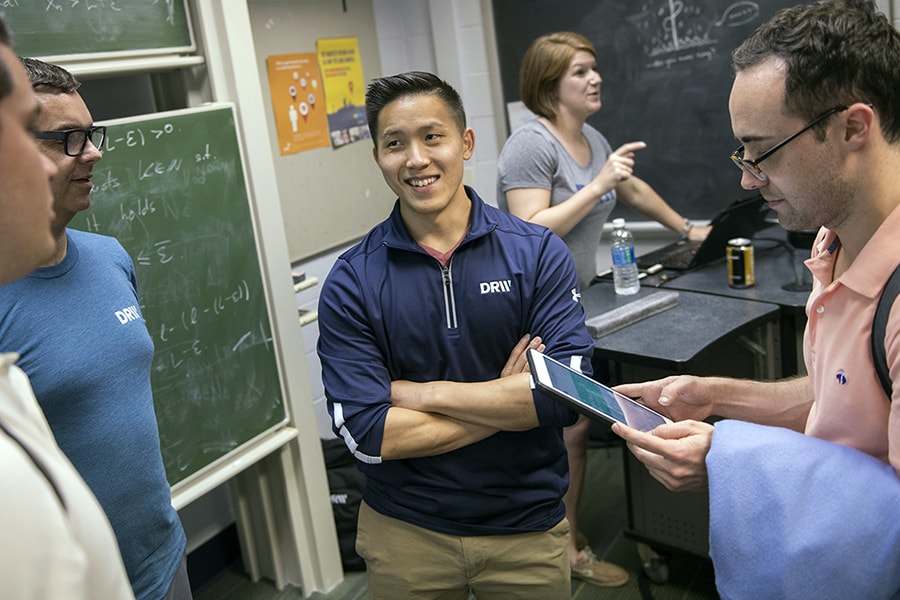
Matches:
[79,103,290,490]
[4,0,196,63]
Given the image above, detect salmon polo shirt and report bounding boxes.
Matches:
[803,203,900,475]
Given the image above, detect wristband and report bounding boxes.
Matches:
[680,218,693,238]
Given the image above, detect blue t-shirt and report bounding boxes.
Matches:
[0,229,185,600]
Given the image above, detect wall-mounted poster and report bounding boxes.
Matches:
[316,37,370,148]
[265,53,331,156]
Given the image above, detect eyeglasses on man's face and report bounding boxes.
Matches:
[35,125,106,157]
[729,105,848,182]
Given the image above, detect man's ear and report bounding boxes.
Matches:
[462,127,475,161]
[843,102,876,149]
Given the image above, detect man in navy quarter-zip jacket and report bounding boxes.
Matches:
[317,71,596,599]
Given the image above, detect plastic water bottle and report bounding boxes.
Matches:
[610,218,640,295]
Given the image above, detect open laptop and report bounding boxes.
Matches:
[636,195,769,271]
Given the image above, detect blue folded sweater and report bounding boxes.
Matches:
[707,420,900,600]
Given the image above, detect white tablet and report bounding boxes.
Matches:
[527,348,672,432]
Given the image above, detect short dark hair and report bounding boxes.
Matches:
[732,0,900,143]
[365,71,466,145]
[519,32,596,120]
[19,56,80,92]
[0,16,12,103]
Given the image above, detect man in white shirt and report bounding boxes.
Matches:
[0,16,134,599]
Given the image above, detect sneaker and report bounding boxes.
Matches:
[571,547,629,587]
[574,530,590,550]
[637,543,670,585]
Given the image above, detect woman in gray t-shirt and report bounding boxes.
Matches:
[497,32,708,290]
[496,31,710,588]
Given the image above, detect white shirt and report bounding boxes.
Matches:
[0,352,133,599]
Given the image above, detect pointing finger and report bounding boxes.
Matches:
[613,141,647,156]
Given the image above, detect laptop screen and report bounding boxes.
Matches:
[636,194,769,271]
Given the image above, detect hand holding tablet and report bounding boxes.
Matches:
[527,348,671,432]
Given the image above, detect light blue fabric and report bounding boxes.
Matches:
[707,420,900,600]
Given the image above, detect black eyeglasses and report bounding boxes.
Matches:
[729,105,847,182]
[35,125,106,157]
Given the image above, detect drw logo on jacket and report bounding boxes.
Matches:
[480,280,512,294]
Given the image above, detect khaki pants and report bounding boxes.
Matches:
[357,501,571,600]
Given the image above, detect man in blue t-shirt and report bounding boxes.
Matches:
[0,57,188,600]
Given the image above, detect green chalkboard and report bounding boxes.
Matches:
[72,105,286,486]
[4,0,194,61]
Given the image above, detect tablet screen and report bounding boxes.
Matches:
[528,349,670,431]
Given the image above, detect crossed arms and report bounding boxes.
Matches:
[383,334,545,460]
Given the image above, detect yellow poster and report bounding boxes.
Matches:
[316,37,371,148]
[265,53,331,156]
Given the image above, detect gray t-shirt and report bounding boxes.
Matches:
[497,119,616,289]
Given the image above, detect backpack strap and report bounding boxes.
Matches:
[871,263,900,401]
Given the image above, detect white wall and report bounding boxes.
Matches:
[294,248,347,440]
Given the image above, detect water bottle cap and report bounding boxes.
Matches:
[612,218,625,228]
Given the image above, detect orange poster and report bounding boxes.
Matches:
[265,53,331,155]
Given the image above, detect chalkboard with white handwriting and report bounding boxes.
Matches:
[73,105,286,485]
[4,0,194,60]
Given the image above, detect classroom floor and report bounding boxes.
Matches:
[193,441,719,600]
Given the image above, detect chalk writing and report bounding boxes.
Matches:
[106,128,145,150]
[161,197,193,222]
[94,170,121,193]
[716,1,760,27]
[44,0,123,12]
[120,197,157,222]
[4,0,192,58]
[191,158,231,185]
[82,212,101,233]
[104,123,176,153]
[152,123,176,138]
[625,0,762,71]
[139,158,183,180]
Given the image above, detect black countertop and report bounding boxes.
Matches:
[582,282,780,371]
